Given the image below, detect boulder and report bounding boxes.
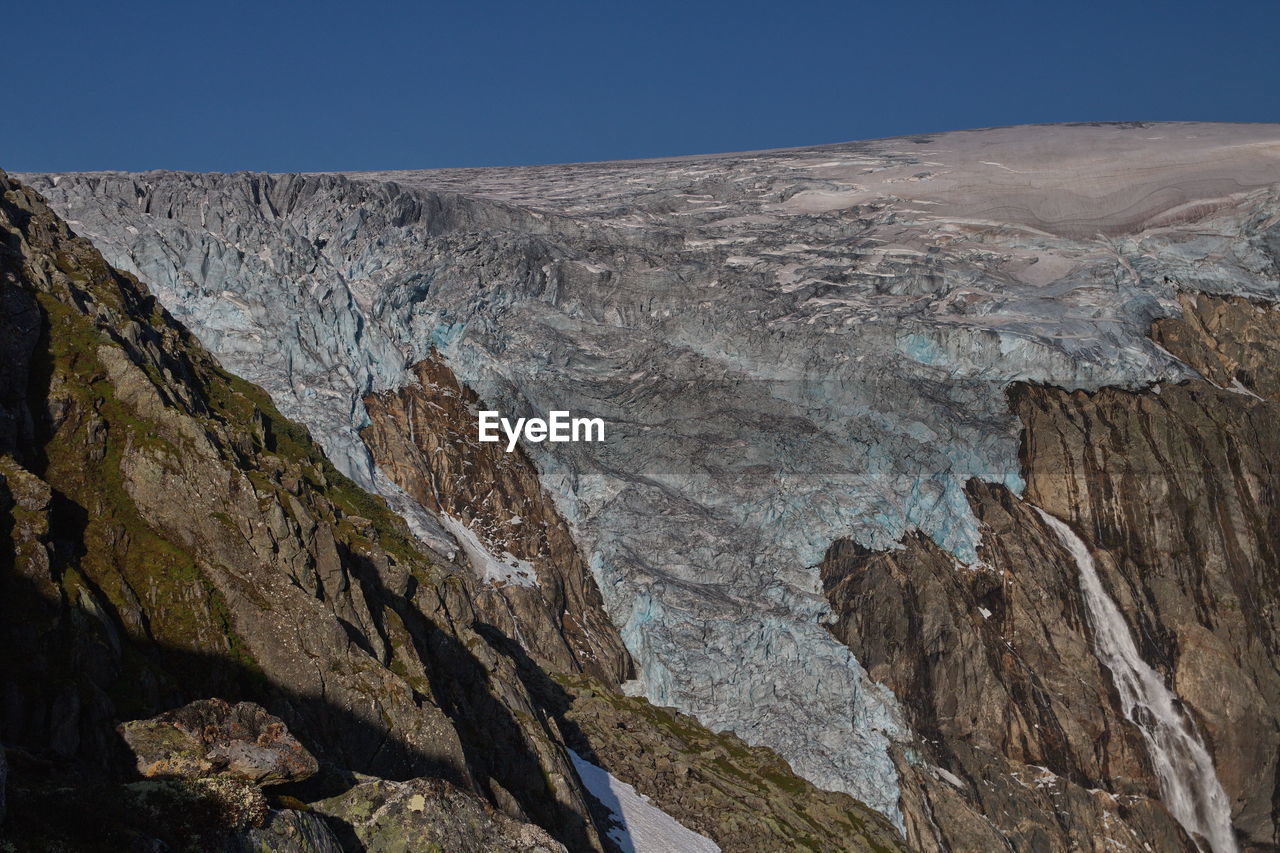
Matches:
[118,699,318,786]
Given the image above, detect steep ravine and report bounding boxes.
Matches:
[822,294,1280,852]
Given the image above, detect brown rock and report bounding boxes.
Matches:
[539,674,909,853]
[1013,294,1280,848]
[0,172,610,852]
[821,494,1193,853]
[362,357,633,687]
[820,294,1280,851]
[224,808,345,853]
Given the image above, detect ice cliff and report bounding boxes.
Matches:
[24,121,1280,824]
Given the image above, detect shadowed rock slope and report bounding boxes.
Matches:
[0,172,905,852]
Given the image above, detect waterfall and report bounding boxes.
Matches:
[1034,508,1237,853]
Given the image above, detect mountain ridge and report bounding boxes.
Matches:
[18,121,1280,849]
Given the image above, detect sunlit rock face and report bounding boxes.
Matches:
[361,357,634,687]
[24,122,1280,825]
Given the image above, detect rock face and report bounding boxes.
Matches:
[540,674,908,853]
[361,357,631,686]
[118,699,320,786]
[1013,295,1280,850]
[226,809,345,853]
[0,172,880,852]
[822,491,1196,852]
[821,294,1280,851]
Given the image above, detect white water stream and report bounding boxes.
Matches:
[1035,508,1236,853]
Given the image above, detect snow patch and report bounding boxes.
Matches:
[568,749,720,853]
[438,513,537,588]
[933,766,966,789]
[371,470,459,558]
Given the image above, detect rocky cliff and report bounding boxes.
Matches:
[0,169,607,850]
[822,490,1197,852]
[822,293,1280,851]
[1017,295,1280,849]
[361,356,632,687]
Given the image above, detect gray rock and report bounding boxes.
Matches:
[123,776,270,842]
[311,777,568,853]
[0,170,611,851]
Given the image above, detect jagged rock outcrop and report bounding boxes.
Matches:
[362,357,631,686]
[4,754,277,853]
[118,699,319,786]
[0,170,608,851]
[226,809,345,853]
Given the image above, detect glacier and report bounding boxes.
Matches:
[24,121,1280,822]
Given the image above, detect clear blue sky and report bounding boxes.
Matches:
[7,0,1278,172]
